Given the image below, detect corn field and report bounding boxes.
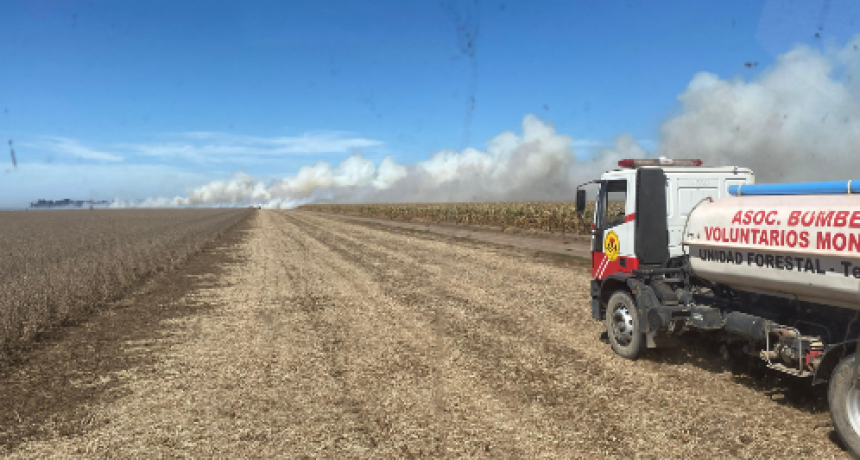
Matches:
[0,209,251,358]
[300,201,624,236]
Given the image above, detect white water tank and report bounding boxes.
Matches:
[684,184,860,309]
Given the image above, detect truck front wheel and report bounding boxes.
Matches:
[829,353,860,457]
[605,290,643,360]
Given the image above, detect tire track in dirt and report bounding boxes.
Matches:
[284,211,847,458]
[6,210,849,459]
[266,213,450,457]
[279,212,624,456]
[267,211,530,457]
[287,213,697,456]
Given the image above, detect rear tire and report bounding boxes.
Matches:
[605,290,643,360]
[828,353,860,457]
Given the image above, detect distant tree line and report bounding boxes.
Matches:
[30,199,112,209]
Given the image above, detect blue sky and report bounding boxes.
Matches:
[1,0,858,207]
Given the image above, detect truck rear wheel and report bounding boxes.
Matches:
[828,353,860,457]
[605,291,643,360]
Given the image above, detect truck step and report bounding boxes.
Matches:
[766,362,813,378]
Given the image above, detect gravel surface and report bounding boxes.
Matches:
[3,210,850,458]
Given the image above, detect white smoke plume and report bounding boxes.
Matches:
[127,115,594,208]
[658,36,860,181]
[134,35,860,208]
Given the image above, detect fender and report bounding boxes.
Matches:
[626,277,690,349]
[625,278,662,334]
[591,272,634,320]
[813,340,859,386]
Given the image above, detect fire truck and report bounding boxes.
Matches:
[576,158,860,455]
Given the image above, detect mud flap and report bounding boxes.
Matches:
[626,278,684,349]
[626,279,658,330]
[646,332,657,349]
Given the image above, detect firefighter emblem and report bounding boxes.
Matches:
[604,231,620,261]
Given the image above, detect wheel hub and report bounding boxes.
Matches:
[612,304,635,346]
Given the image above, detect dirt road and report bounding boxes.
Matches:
[299,210,593,260]
[3,211,848,458]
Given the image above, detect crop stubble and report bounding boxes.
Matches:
[0,209,251,359]
[300,201,624,236]
[4,210,847,458]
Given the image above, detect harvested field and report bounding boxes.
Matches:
[0,210,848,458]
[0,209,251,358]
[300,201,624,236]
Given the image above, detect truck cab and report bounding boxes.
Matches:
[587,160,754,282]
[581,159,754,331]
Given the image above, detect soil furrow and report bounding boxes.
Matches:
[4,210,848,459]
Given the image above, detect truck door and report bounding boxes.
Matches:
[593,179,635,279]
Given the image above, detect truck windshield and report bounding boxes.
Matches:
[596,180,627,229]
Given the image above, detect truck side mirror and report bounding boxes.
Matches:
[575,189,586,214]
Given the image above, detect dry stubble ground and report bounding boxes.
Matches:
[1,210,851,458]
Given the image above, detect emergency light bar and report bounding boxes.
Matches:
[617,158,703,168]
